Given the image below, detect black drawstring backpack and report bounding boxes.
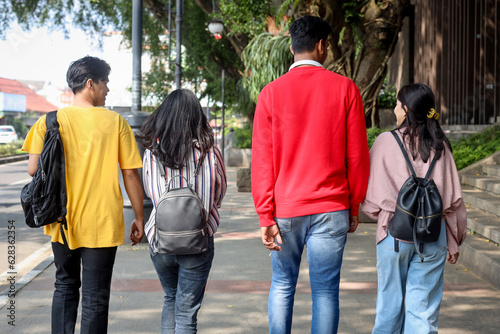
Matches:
[388,131,443,262]
[20,111,69,247]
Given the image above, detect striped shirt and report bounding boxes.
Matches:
[143,145,227,251]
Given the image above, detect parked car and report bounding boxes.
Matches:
[0,125,19,144]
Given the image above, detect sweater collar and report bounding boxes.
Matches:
[289,60,324,71]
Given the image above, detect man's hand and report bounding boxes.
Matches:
[130,219,145,245]
[447,251,459,264]
[348,215,359,233]
[261,225,282,251]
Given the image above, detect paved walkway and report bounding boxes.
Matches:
[2,167,500,333]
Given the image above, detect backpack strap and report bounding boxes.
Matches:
[45,110,71,256]
[424,153,440,179]
[391,130,440,179]
[155,151,203,186]
[46,110,59,130]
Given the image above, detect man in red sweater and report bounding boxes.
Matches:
[251,16,370,334]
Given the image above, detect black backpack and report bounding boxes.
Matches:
[20,111,68,243]
[388,131,443,262]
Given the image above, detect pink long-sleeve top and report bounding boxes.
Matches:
[362,130,467,255]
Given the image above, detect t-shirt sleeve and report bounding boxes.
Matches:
[118,116,142,169]
[22,115,47,154]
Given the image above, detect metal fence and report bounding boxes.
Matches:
[413,0,499,125]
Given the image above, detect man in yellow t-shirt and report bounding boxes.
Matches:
[22,56,144,333]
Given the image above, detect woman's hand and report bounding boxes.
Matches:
[447,251,459,264]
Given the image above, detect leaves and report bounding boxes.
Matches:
[241,33,293,103]
[218,0,272,36]
[451,126,500,170]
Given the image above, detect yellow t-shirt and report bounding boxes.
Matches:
[22,106,142,249]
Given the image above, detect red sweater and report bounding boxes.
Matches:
[251,66,370,227]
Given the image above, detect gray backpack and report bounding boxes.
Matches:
[154,158,208,255]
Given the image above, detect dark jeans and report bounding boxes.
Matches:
[51,242,117,334]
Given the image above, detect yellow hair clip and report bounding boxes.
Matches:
[427,108,439,120]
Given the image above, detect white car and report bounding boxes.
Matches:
[0,125,19,144]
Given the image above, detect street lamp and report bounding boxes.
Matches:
[208,19,224,40]
[207,1,226,160]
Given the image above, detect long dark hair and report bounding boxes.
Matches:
[139,89,214,169]
[397,83,451,162]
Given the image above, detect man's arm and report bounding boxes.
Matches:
[27,154,40,176]
[345,84,370,229]
[251,89,276,228]
[121,168,145,245]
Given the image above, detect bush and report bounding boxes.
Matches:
[0,140,25,156]
[367,125,500,170]
[233,123,252,148]
[367,127,389,149]
[377,83,397,109]
[450,125,500,170]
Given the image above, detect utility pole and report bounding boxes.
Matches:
[131,0,142,111]
[221,69,225,161]
[175,0,183,89]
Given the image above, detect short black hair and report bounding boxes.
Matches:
[66,56,111,94]
[289,16,332,54]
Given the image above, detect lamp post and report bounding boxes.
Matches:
[221,69,225,161]
[175,0,183,89]
[132,0,142,111]
[207,4,225,159]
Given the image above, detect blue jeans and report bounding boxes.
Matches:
[150,236,214,334]
[269,210,350,334]
[372,222,447,334]
[51,242,117,334]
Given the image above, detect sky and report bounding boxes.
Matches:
[0,23,150,107]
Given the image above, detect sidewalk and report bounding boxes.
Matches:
[2,167,500,333]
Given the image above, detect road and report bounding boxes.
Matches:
[0,160,51,283]
[0,159,151,282]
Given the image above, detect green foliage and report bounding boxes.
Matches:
[0,0,126,40]
[218,0,272,36]
[339,0,368,59]
[182,1,242,105]
[276,0,301,20]
[367,126,500,170]
[377,83,397,109]
[142,58,173,104]
[451,126,500,170]
[234,79,256,119]
[366,127,388,149]
[242,33,293,103]
[0,140,25,156]
[233,122,253,148]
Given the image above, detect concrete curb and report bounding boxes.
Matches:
[0,254,54,309]
[0,154,29,165]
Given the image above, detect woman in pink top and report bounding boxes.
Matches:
[362,83,467,333]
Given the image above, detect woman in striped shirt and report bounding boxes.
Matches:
[139,89,227,333]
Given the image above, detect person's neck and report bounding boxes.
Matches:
[293,53,323,66]
[72,94,96,108]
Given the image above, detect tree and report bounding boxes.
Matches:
[1,0,410,125]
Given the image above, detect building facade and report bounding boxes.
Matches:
[388,0,499,125]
